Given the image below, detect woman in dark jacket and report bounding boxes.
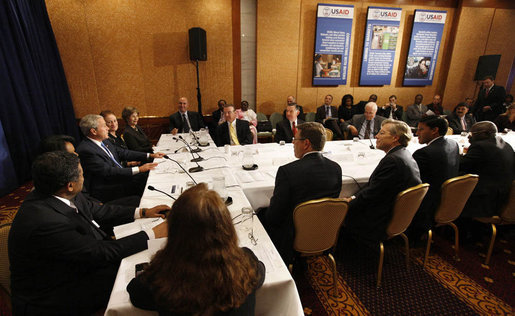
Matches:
[127,183,265,316]
[122,106,153,153]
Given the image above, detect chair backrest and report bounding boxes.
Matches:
[269,112,283,129]
[256,112,268,121]
[305,112,316,122]
[446,127,453,135]
[386,183,429,237]
[0,222,11,295]
[325,128,333,141]
[434,174,479,223]
[293,198,348,254]
[500,180,515,222]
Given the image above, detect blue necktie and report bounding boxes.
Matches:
[101,142,123,168]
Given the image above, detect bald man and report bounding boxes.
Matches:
[169,97,205,134]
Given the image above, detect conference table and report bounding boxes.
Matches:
[105,131,515,316]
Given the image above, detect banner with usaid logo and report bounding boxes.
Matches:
[403,9,447,86]
[313,4,354,86]
[359,7,402,86]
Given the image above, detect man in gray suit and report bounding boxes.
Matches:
[340,102,385,139]
[406,94,428,128]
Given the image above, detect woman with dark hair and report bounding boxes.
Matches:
[121,106,153,153]
[127,183,265,315]
[338,94,355,122]
[494,104,515,132]
[100,110,128,150]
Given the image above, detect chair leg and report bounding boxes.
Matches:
[377,242,384,287]
[328,253,338,296]
[448,222,460,261]
[423,229,433,268]
[400,233,410,270]
[485,223,497,266]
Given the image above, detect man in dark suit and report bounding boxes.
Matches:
[169,97,205,134]
[378,95,403,120]
[8,151,169,315]
[355,94,377,115]
[341,102,385,139]
[209,99,226,139]
[259,122,342,264]
[77,114,164,203]
[315,94,345,139]
[406,94,427,128]
[409,116,460,238]
[283,95,305,121]
[426,94,444,116]
[448,103,476,134]
[460,121,514,217]
[215,104,253,146]
[275,104,305,143]
[474,76,506,122]
[344,119,421,243]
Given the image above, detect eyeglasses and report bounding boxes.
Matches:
[292,137,306,142]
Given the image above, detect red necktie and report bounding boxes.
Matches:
[292,121,297,137]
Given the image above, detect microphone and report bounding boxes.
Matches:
[174,136,204,162]
[369,138,375,149]
[174,146,187,154]
[179,135,202,153]
[163,155,202,178]
[188,130,204,149]
[148,185,176,200]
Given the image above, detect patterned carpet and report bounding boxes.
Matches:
[294,230,515,315]
[1,185,514,316]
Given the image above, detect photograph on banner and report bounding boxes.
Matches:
[313,4,354,86]
[359,7,402,86]
[403,10,446,86]
[314,54,342,78]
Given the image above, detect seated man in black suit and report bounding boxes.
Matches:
[315,94,345,139]
[259,122,342,264]
[426,94,444,116]
[344,119,421,243]
[341,102,385,139]
[460,121,514,217]
[283,95,305,121]
[409,116,460,239]
[378,95,403,120]
[8,151,169,315]
[275,103,305,143]
[77,114,164,203]
[215,104,253,146]
[448,103,476,134]
[169,97,205,134]
[355,94,377,115]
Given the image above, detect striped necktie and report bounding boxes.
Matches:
[101,142,123,168]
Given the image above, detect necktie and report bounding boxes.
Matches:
[230,123,240,145]
[182,114,190,133]
[101,142,123,168]
[326,106,331,118]
[364,120,372,139]
[292,121,297,137]
[461,117,466,131]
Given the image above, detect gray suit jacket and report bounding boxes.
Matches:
[407,104,428,127]
[341,114,385,139]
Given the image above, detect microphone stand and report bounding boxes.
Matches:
[368,138,375,149]
[163,154,203,176]
[188,130,204,150]
[147,185,176,200]
[173,136,204,162]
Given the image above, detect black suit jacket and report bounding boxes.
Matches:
[315,105,338,123]
[169,111,205,133]
[122,125,153,153]
[447,113,476,134]
[346,146,421,242]
[378,105,403,120]
[341,114,385,139]
[283,105,305,121]
[474,84,506,121]
[460,137,514,217]
[76,138,148,202]
[8,191,148,314]
[264,153,342,263]
[215,119,253,146]
[274,119,305,143]
[412,137,460,230]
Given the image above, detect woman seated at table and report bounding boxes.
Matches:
[100,110,128,149]
[236,100,258,144]
[122,106,153,153]
[494,104,515,132]
[127,183,265,315]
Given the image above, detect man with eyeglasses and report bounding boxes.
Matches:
[258,122,341,264]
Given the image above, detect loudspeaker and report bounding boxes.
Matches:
[189,27,207,61]
[474,55,501,81]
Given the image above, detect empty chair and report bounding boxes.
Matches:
[325,128,333,141]
[305,112,316,122]
[377,183,429,287]
[473,180,515,265]
[256,112,268,121]
[423,174,478,267]
[292,198,349,296]
[269,112,283,131]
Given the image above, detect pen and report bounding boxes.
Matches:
[171,185,176,194]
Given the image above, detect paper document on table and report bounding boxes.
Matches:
[222,169,239,187]
[251,243,283,273]
[236,171,266,183]
[266,170,277,179]
[148,238,167,256]
[113,218,164,239]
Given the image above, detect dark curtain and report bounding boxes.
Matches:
[0,0,79,194]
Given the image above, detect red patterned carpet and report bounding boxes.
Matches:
[1,185,514,316]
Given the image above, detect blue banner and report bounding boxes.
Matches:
[313,4,354,86]
[403,10,447,86]
[359,7,402,86]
